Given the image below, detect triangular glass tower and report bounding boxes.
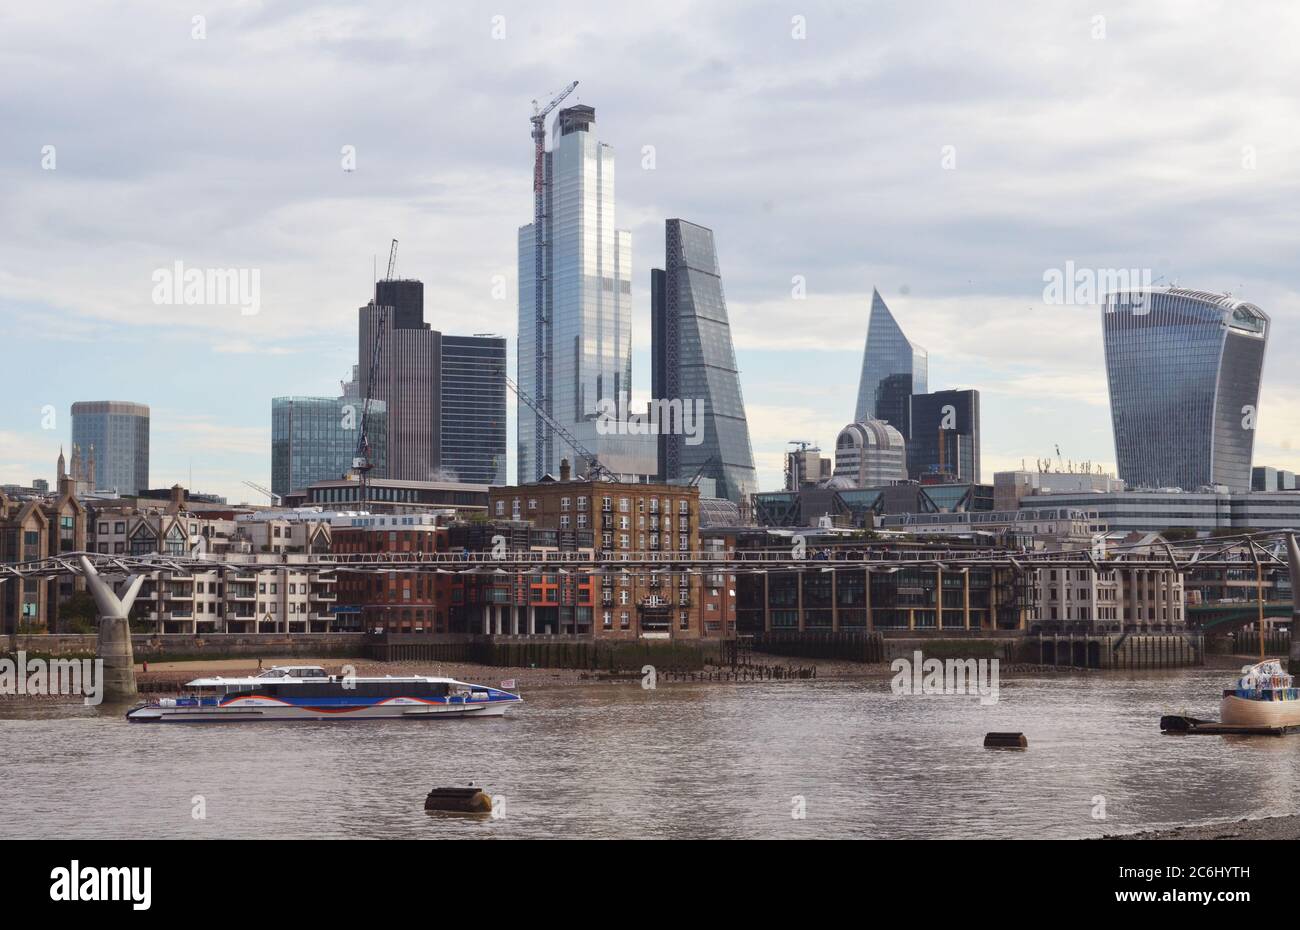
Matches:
[854,289,927,435]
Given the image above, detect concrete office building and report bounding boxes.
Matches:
[70,401,149,495]
[651,219,758,504]
[832,418,908,488]
[993,467,1126,511]
[359,280,439,481]
[358,281,507,485]
[1028,489,1300,534]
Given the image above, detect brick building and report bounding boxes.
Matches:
[332,514,452,634]
[488,461,724,640]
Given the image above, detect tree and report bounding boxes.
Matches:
[60,591,98,634]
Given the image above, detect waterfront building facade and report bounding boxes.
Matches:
[1102,288,1268,492]
[1027,533,1184,634]
[488,462,720,639]
[518,104,647,481]
[833,418,908,488]
[70,401,149,495]
[650,219,758,504]
[0,481,87,633]
[854,289,927,431]
[271,393,387,498]
[908,389,980,483]
[729,531,1029,633]
[332,514,450,634]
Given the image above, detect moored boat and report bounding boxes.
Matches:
[1219,660,1300,728]
[126,665,521,723]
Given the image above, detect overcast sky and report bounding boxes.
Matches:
[3,0,1300,504]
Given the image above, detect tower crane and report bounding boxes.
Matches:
[353,239,398,502]
[528,80,578,475]
[501,369,618,482]
[242,480,281,506]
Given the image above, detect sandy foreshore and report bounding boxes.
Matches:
[1105,813,1300,840]
[130,656,1077,692]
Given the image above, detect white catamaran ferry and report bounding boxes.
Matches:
[126,666,521,723]
[1220,660,1300,728]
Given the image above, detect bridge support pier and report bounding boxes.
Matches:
[80,556,145,702]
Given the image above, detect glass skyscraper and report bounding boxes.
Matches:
[70,401,149,494]
[271,394,387,498]
[518,104,651,481]
[854,289,928,433]
[651,219,757,504]
[440,335,507,485]
[1102,288,1268,492]
[908,389,980,482]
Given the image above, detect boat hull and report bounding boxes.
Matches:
[127,696,517,723]
[1219,694,1300,728]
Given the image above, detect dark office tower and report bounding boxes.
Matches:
[650,219,758,504]
[440,336,507,485]
[876,373,915,442]
[70,401,149,494]
[1103,288,1268,492]
[908,390,980,482]
[359,280,440,481]
[375,279,425,331]
[855,289,927,428]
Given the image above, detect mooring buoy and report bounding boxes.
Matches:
[424,785,493,814]
[983,732,1028,749]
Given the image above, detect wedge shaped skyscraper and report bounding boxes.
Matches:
[651,219,757,504]
[854,289,928,435]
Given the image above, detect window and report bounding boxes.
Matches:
[495,501,505,516]
[560,497,570,511]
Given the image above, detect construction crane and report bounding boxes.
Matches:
[688,455,721,489]
[502,369,618,482]
[528,80,579,476]
[242,480,281,506]
[352,239,398,502]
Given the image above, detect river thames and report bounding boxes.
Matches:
[2,667,1296,839]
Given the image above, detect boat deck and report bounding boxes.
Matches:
[1160,715,1300,737]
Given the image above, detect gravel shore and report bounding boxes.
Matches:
[1105,814,1300,840]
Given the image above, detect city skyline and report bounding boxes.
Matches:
[5,2,1300,504]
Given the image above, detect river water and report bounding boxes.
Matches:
[1,667,1296,839]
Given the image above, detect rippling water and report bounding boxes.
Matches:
[1,668,1296,839]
